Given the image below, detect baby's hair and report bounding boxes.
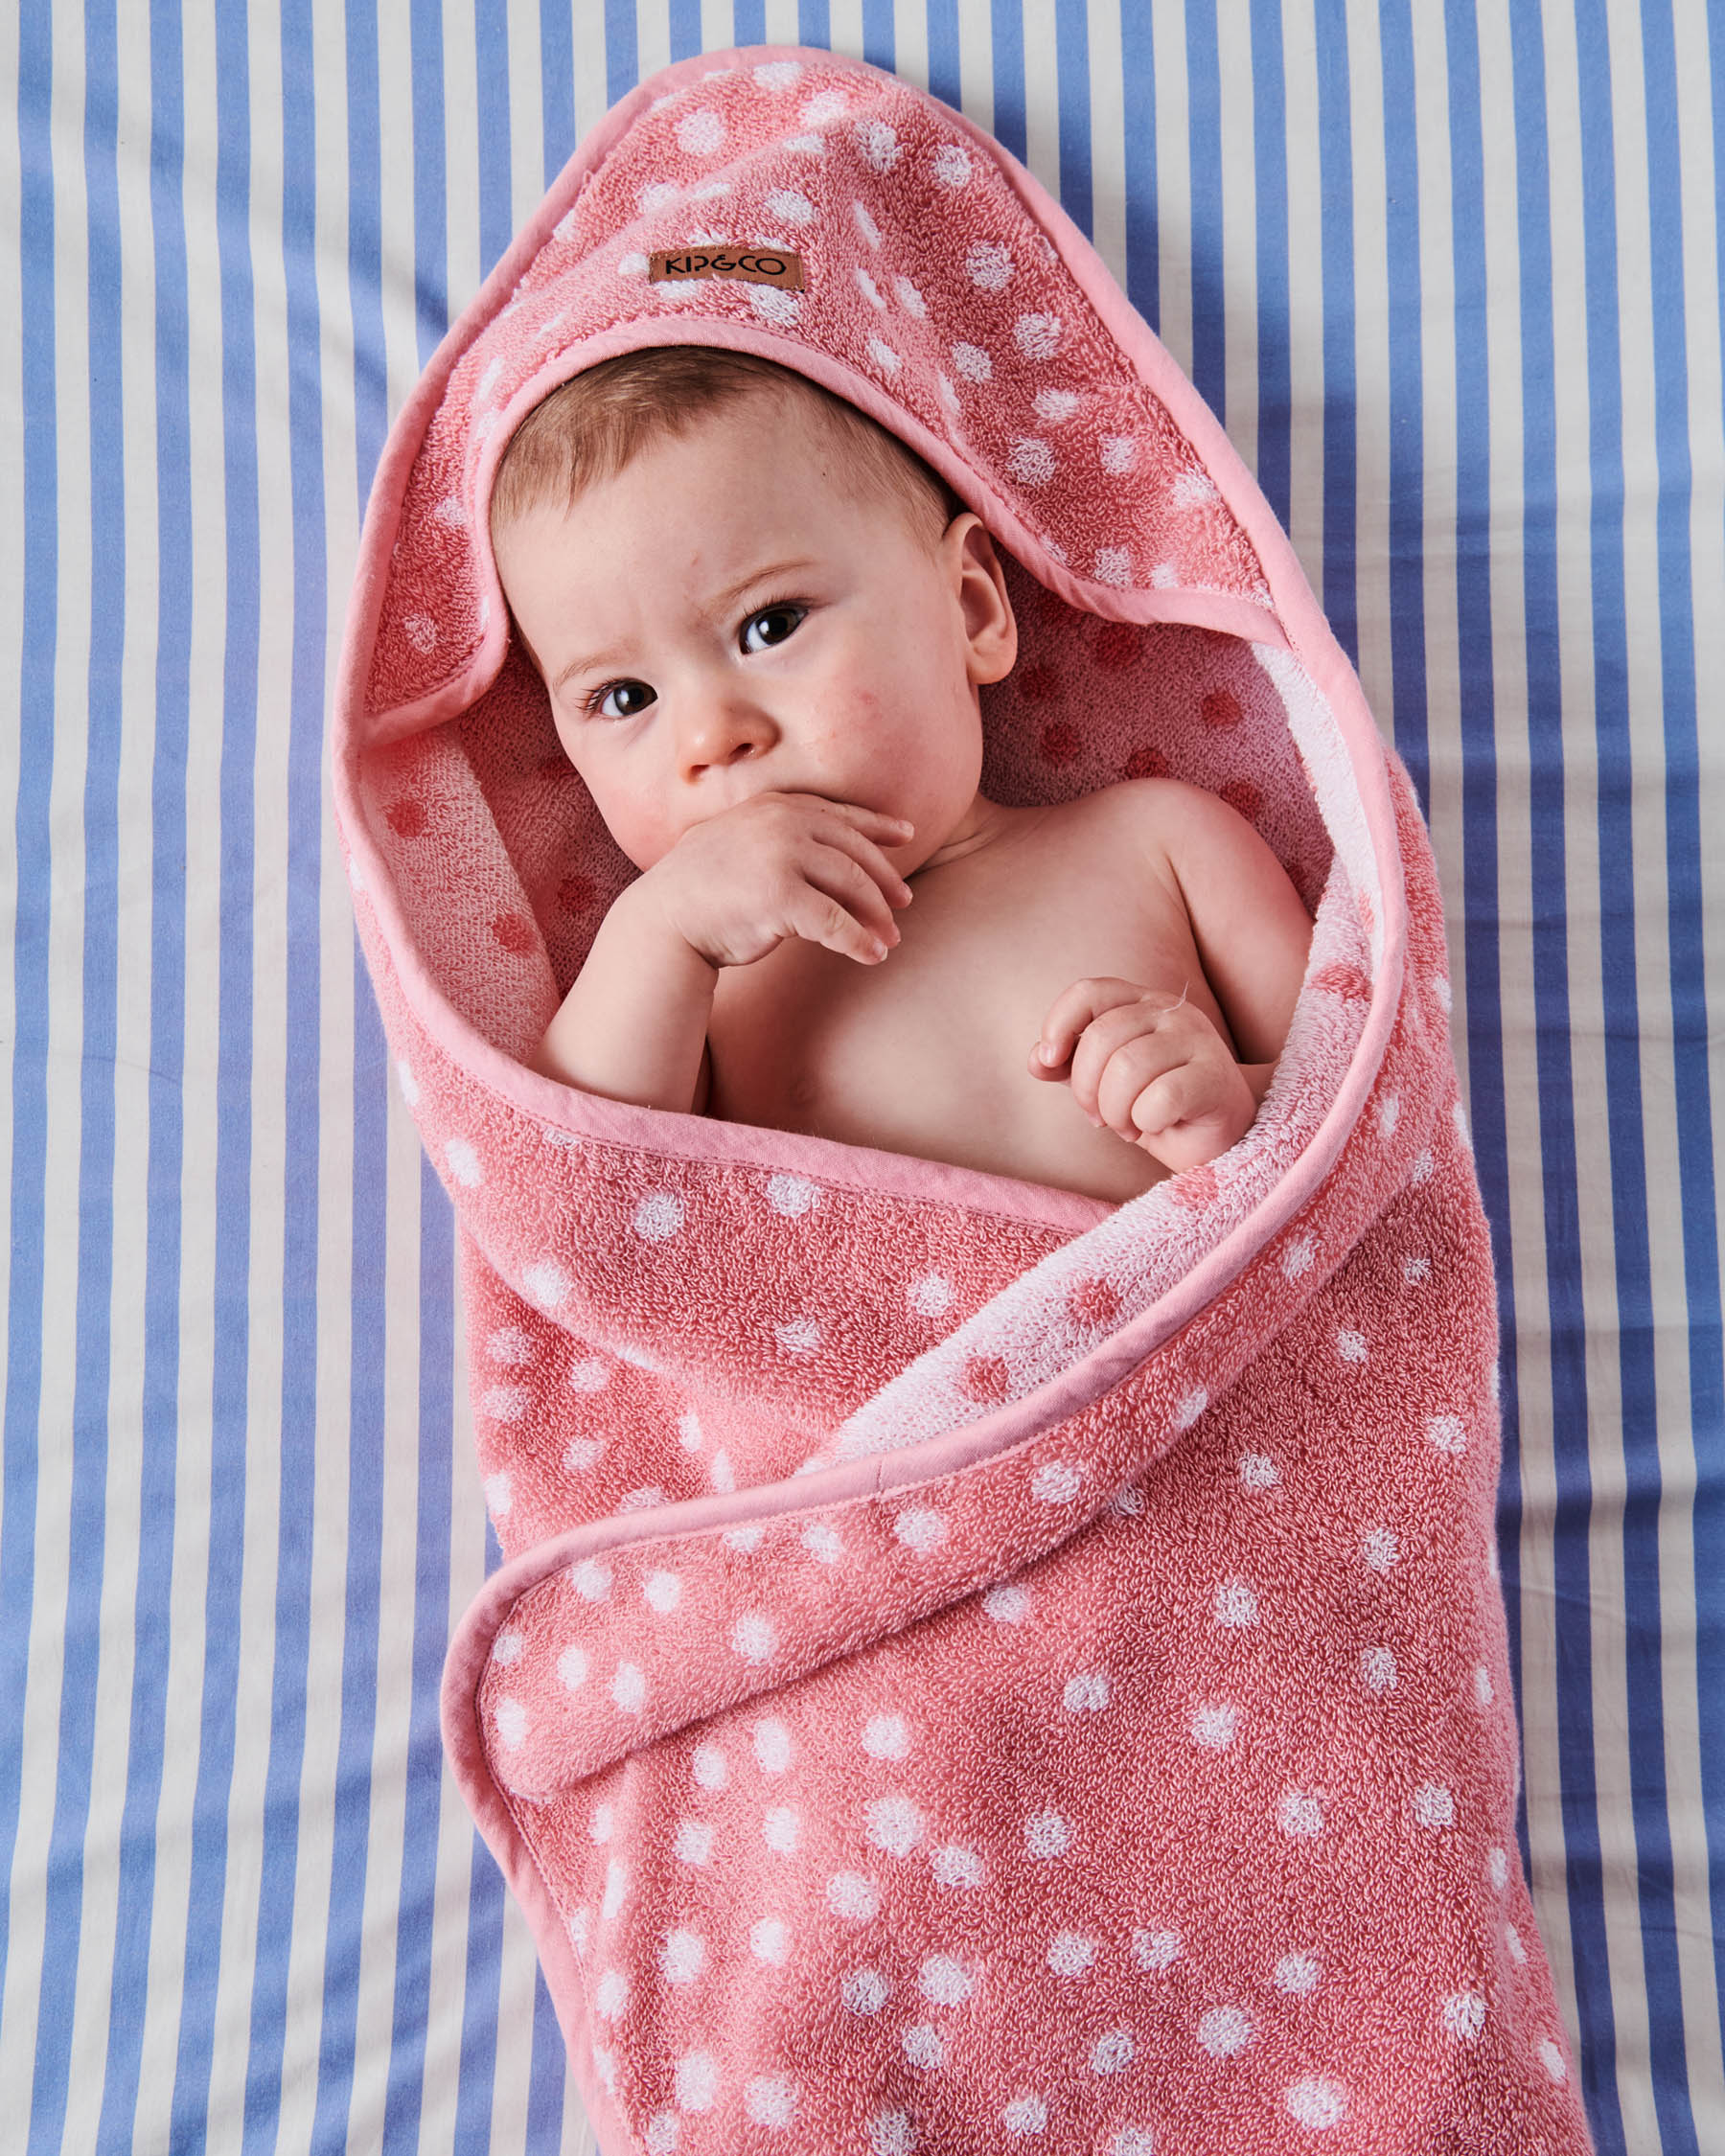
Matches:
[489,344,965,552]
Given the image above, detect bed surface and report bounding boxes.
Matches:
[2,5,1719,2151]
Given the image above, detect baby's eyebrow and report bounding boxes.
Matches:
[548,558,820,700]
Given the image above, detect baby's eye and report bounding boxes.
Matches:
[740,604,806,654]
[593,678,656,720]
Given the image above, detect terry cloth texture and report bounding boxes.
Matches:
[331,44,1598,2156]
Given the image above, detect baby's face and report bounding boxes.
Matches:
[493,386,1015,875]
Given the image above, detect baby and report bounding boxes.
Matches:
[491,346,1314,1206]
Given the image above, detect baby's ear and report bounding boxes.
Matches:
[950,515,1017,684]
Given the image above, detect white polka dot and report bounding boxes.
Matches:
[564,1435,602,1471]
[492,1629,522,1665]
[932,142,972,186]
[637,181,680,216]
[588,1801,613,1843]
[866,336,902,375]
[866,1795,925,1856]
[594,1965,629,2017]
[765,1172,820,1216]
[432,493,468,528]
[1093,546,1133,585]
[1442,1990,1486,2040]
[1092,2030,1134,2074]
[494,1696,527,1749]
[1487,1846,1508,1891]
[762,1805,799,1853]
[1239,1452,1279,1489]
[1150,561,1182,588]
[919,1953,974,2005]
[852,199,881,247]
[1281,1233,1316,1279]
[829,1871,880,1920]
[1064,1671,1109,1711]
[1538,2037,1567,2082]
[763,187,815,227]
[930,1842,985,1888]
[1427,1413,1468,1455]
[966,241,1013,289]
[1361,1645,1397,1692]
[644,2111,680,2153]
[677,108,724,154]
[1032,1461,1081,1503]
[1047,1931,1095,1977]
[1277,1790,1324,1837]
[1004,431,1056,483]
[1454,1101,1473,1149]
[402,611,437,654]
[521,1260,571,1310]
[1191,1703,1237,1749]
[1175,1388,1209,1430]
[909,1270,953,1315]
[750,285,800,327]
[1013,311,1062,359]
[853,264,886,309]
[1135,1928,1182,1970]
[801,1521,842,1561]
[556,1642,587,1690]
[1033,387,1079,423]
[600,1858,629,1918]
[487,1326,531,1365]
[1474,1663,1495,1707]
[773,1316,821,1357]
[1411,1146,1435,1184]
[480,1386,527,1422]
[1433,972,1454,1012]
[1213,1579,1258,1626]
[1002,2094,1046,2133]
[1113,1482,1145,1515]
[483,1470,512,1517]
[1111,2132,1157,2156]
[674,2051,717,2111]
[571,1558,611,1601]
[1378,1091,1401,1136]
[951,339,993,380]
[1414,1781,1456,1828]
[749,1915,790,1966]
[675,1818,712,1862]
[617,1484,665,1514]
[856,118,900,170]
[902,2024,943,2068]
[1337,1327,1368,1363]
[1404,1254,1431,1284]
[1025,1809,1072,1857]
[983,1583,1029,1622]
[936,372,960,414]
[1100,434,1138,473]
[862,1713,909,1760]
[894,1506,947,1550]
[732,1613,777,1662]
[892,276,927,318]
[1276,1952,1321,1995]
[1285,2076,1347,2128]
[610,1662,646,1711]
[754,58,802,90]
[1363,1525,1399,1571]
[841,1967,890,2021]
[1506,1922,1528,1963]
[661,1929,705,1984]
[800,89,848,126]
[1197,2006,1253,2056]
[1171,469,1221,508]
[445,1137,483,1186]
[394,1059,419,1107]
[781,131,825,154]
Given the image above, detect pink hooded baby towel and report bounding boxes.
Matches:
[332,45,1597,2156]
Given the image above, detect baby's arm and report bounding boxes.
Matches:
[529,877,718,1113]
[1158,781,1313,1092]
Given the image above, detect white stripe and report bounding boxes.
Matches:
[1019,0,1060,209]
[828,0,866,74]
[507,0,545,227]
[445,0,482,324]
[954,0,994,141]
[378,0,426,425]
[634,0,672,88]
[891,0,929,94]
[1150,0,1192,378]
[571,0,616,153]
[1085,0,1127,293]
[0,0,91,2122]
[1278,0,1323,585]
[1343,0,1391,727]
[0,0,22,1434]
[761,0,803,73]
[1215,0,1259,473]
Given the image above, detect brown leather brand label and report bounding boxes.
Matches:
[649,247,805,290]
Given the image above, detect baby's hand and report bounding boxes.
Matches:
[1028,977,1257,1175]
[645,792,915,971]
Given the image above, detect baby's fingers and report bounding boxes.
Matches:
[1033,978,1155,1073]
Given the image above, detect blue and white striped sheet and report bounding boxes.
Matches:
[2,4,1718,2150]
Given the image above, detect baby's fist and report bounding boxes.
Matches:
[1030,978,1256,1175]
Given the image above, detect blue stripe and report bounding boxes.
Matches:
[988,0,1024,165]
[1312,0,1357,668]
[455,1818,506,2147]
[1120,0,1157,327]
[1248,0,1289,527]
[733,4,768,57]
[1053,0,1090,244]
[411,0,448,373]
[925,0,960,112]
[539,0,575,187]
[862,0,895,75]
[1506,11,1624,2146]
[1573,8,1698,2145]
[27,0,126,2139]
[1376,0,1429,811]
[795,2,828,66]
[669,0,702,64]
[476,0,514,275]
[90,0,194,2136]
[1184,0,1224,418]
[1637,0,1725,2038]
